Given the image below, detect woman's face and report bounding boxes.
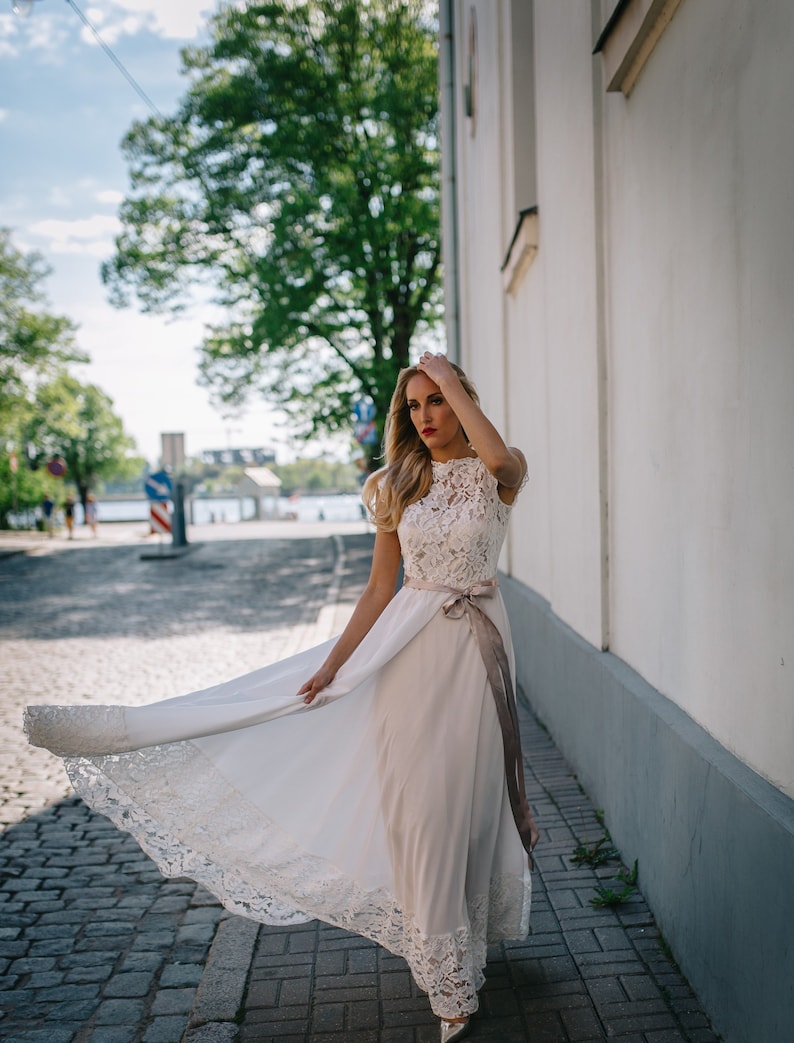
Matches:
[405,372,468,461]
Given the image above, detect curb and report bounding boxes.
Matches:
[183,915,260,1042]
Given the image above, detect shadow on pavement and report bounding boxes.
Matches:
[0,536,355,641]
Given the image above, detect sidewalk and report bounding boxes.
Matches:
[0,528,720,1042]
[208,703,720,1043]
[184,537,719,1043]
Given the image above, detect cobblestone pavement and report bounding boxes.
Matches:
[0,524,721,1042]
[0,524,366,1043]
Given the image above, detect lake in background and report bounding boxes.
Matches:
[93,494,366,525]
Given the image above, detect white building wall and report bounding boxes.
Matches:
[526,1,605,651]
[454,0,607,651]
[602,0,794,797]
[450,0,794,799]
[453,1,509,430]
[443,3,794,1036]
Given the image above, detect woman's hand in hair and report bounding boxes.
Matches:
[417,351,460,389]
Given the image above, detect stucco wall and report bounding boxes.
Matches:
[523,1,606,651]
[453,0,509,428]
[452,0,794,798]
[602,0,794,796]
[455,0,607,650]
[443,1,794,1037]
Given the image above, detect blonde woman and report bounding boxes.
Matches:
[26,353,537,1042]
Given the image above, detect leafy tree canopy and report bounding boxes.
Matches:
[0,229,142,527]
[0,228,86,419]
[271,456,360,495]
[103,0,442,454]
[24,373,138,509]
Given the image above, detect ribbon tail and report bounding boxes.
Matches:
[467,606,538,869]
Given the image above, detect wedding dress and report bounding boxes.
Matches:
[25,456,532,1019]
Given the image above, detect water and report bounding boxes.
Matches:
[93,494,366,525]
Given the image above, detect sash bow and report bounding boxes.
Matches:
[404,577,538,867]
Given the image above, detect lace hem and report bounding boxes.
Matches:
[64,739,530,1019]
[24,704,129,756]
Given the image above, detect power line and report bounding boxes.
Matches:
[63,0,163,117]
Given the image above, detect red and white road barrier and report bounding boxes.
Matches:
[150,502,171,535]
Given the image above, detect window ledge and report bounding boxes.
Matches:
[594,0,685,96]
[502,207,538,296]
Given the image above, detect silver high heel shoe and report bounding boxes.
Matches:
[439,1018,471,1042]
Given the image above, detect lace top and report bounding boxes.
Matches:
[398,456,513,589]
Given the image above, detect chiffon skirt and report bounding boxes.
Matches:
[25,585,531,1019]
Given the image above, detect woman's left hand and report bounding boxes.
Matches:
[417,351,458,388]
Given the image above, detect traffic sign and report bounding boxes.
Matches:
[353,398,376,423]
[354,420,378,446]
[46,456,67,478]
[150,502,172,534]
[144,471,173,502]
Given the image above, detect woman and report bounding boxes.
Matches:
[85,493,98,537]
[64,496,75,539]
[25,353,537,1042]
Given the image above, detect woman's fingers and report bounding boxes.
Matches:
[298,668,335,704]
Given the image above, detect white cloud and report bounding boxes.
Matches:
[28,214,121,258]
[113,0,213,40]
[96,188,124,206]
[2,0,210,57]
[78,1,212,46]
[0,10,71,63]
[0,13,20,57]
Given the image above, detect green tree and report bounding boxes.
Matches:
[103,0,442,458]
[0,228,86,421]
[0,228,90,527]
[0,449,50,530]
[272,457,359,495]
[24,373,139,516]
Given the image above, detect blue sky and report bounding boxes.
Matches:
[0,0,293,465]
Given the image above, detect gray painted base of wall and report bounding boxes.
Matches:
[502,576,794,1043]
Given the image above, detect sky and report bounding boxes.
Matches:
[0,0,309,466]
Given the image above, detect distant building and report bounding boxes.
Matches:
[200,447,276,467]
[440,3,794,1040]
[237,467,282,520]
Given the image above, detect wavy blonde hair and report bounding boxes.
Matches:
[362,363,480,532]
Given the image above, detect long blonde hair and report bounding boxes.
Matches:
[362,362,480,531]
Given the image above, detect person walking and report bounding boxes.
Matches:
[41,494,55,537]
[64,496,75,539]
[84,493,98,537]
[25,353,538,1042]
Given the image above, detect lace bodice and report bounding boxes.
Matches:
[398,457,513,588]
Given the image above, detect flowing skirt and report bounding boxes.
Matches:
[24,585,531,1019]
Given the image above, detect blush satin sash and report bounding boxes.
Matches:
[403,577,537,867]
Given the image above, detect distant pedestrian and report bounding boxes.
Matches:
[64,497,75,539]
[41,495,54,537]
[85,494,98,537]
